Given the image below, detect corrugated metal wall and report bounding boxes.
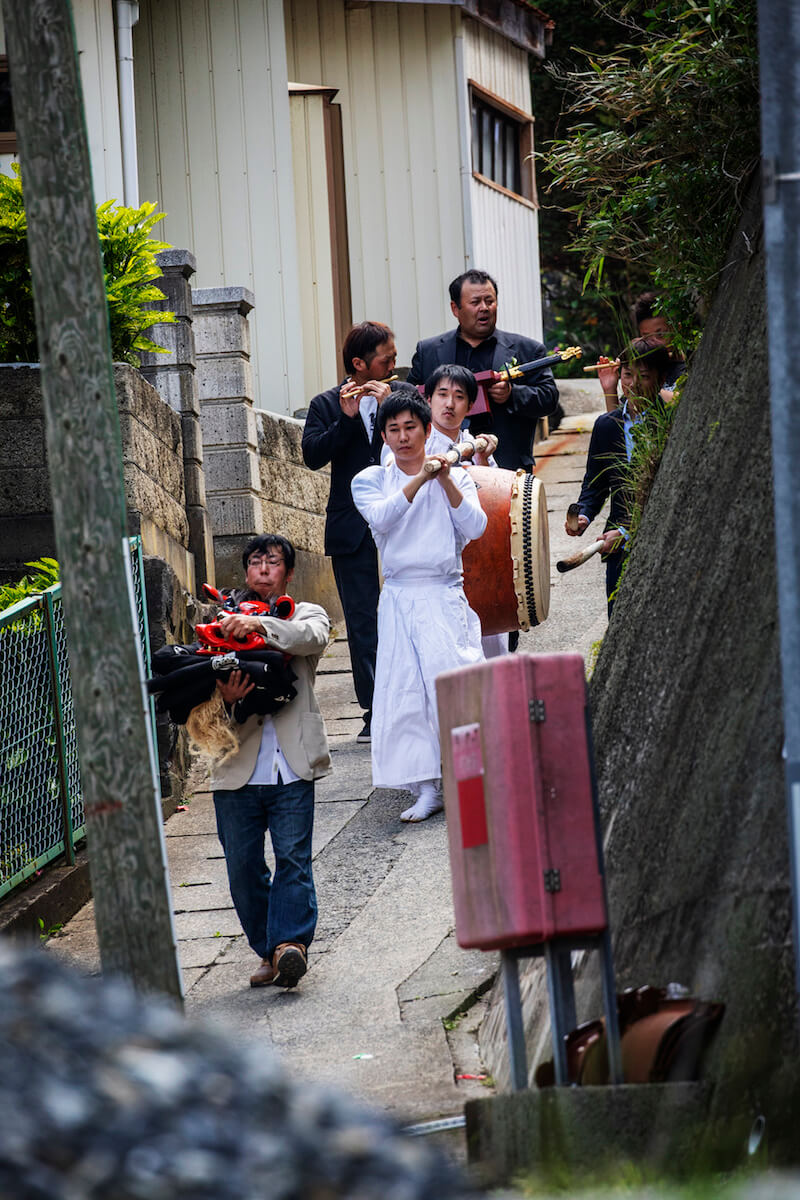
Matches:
[289,91,338,401]
[462,16,544,341]
[284,0,467,373]
[462,15,530,113]
[0,1,123,202]
[469,179,543,340]
[134,0,305,414]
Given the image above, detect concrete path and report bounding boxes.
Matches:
[48,396,610,1135]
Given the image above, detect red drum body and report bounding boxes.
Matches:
[463,467,550,635]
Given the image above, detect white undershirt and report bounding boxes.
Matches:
[248,716,300,786]
[359,394,378,440]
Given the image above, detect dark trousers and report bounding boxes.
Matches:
[332,538,380,713]
[605,552,625,616]
[213,779,317,962]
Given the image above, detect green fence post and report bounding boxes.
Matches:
[43,586,75,867]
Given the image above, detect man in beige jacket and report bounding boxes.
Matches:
[212,535,331,990]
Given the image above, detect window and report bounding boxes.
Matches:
[469,80,536,208]
[0,56,17,154]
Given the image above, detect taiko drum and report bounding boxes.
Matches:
[462,466,550,635]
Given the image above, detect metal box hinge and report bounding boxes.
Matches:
[543,868,561,893]
[529,698,546,723]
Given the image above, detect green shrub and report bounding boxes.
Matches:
[0,557,60,614]
[0,163,175,364]
[542,0,759,356]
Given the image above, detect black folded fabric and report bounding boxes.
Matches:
[147,647,296,725]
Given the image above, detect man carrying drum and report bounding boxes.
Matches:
[351,386,486,823]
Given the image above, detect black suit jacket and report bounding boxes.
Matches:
[301,383,384,556]
[406,327,559,470]
[577,408,630,535]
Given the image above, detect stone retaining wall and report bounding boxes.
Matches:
[0,363,193,592]
[257,410,342,624]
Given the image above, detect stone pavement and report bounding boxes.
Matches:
[48,391,610,1135]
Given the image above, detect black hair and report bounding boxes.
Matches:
[376,384,432,436]
[424,363,478,409]
[342,321,395,374]
[241,534,296,572]
[632,291,660,328]
[618,337,672,381]
[448,269,498,306]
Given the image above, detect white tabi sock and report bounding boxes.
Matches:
[400,779,443,823]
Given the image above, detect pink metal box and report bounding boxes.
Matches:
[436,653,608,950]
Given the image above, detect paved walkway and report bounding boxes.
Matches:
[48,402,609,1133]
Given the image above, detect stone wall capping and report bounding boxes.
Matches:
[155,248,198,276]
[192,286,255,315]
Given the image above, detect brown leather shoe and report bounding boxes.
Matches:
[272,942,307,988]
[249,958,276,988]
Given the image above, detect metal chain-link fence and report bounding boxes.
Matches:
[0,539,151,898]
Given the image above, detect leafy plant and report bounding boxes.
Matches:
[541,0,759,356]
[38,917,63,942]
[609,389,681,605]
[0,163,175,364]
[0,558,59,615]
[96,198,176,362]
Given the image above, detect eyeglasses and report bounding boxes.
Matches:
[247,555,284,568]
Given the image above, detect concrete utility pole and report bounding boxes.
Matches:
[758,0,800,1001]
[1,0,183,1002]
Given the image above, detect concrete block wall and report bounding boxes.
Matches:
[256,411,342,623]
[0,365,53,577]
[0,364,193,592]
[114,365,195,592]
[140,249,215,587]
[193,286,263,589]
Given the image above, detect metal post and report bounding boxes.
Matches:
[501,949,529,1091]
[757,0,800,1001]
[43,589,74,866]
[599,930,623,1085]
[544,941,570,1085]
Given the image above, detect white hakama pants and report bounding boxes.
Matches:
[371,579,484,788]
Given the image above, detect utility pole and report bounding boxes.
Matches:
[2,0,183,1003]
[758,0,800,1002]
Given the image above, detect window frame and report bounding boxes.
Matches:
[468,79,537,210]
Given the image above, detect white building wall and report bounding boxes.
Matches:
[469,180,543,341]
[289,91,338,401]
[0,1,124,202]
[462,16,544,341]
[284,0,467,374]
[133,0,305,415]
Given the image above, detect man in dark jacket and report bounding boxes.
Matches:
[406,270,558,472]
[566,337,671,613]
[301,322,396,742]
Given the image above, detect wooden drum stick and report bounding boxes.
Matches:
[556,539,605,573]
[423,437,491,473]
[566,502,581,534]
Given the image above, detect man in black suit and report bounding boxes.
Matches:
[406,269,558,472]
[566,337,671,613]
[302,323,396,742]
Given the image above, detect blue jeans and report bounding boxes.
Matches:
[213,779,317,961]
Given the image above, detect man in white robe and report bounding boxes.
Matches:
[381,365,507,657]
[351,385,486,822]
